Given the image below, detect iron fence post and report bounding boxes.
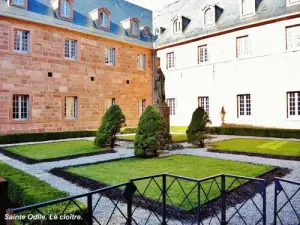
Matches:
[197,181,201,225]
[162,174,167,225]
[274,180,279,225]
[262,182,267,225]
[87,194,93,225]
[221,175,226,225]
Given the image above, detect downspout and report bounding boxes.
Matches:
[152,49,156,105]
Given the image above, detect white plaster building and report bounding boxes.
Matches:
[154,0,300,129]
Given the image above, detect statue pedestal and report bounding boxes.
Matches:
[154,103,170,133]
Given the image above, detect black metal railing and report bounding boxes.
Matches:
[5,174,267,225]
[274,178,300,225]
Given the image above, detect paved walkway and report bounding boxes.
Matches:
[0,137,300,224]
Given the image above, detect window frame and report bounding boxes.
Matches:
[98,8,111,30]
[286,24,300,51]
[241,0,255,17]
[287,91,300,118]
[130,18,140,38]
[138,99,146,116]
[64,96,78,120]
[166,52,175,70]
[198,45,209,64]
[64,39,78,60]
[137,54,146,71]
[236,35,250,58]
[13,29,30,54]
[59,0,72,19]
[204,7,215,27]
[198,96,209,114]
[237,94,251,117]
[173,19,182,34]
[167,98,176,116]
[12,94,29,121]
[105,47,116,66]
[286,0,300,6]
[10,0,27,8]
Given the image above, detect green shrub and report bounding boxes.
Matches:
[0,130,96,145]
[186,107,211,147]
[94,105,125,148]
[207,126,300,139]
[0,162,85,224]
[121,127,137,134]
[134,106,171,157]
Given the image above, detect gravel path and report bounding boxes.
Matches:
[0,137,300,224]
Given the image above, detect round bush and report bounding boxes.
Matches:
[94,105,125,148]
[134,106,171,157]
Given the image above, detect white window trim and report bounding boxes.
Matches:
[65,39,77,60]
[198,97,209,114]
[14,29,30,54]
[167,52,175,70]
[237,35,251,59]
[287,92,300,119]
[167,98,176,116]
[60,0,71,18]
[12,95,29,120]
[203,6,215,27]
[286,0,300,7]
[240,0,256,18]
[100,12,108,28]
[105,47,115,66]
[286,25,300,52]
[238,94,252,117]
[198,45,209,64]
[137,54,146,70]
[173,19,182,34]
[131,21,139,36]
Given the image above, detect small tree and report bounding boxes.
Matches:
[94,105,125,148]
[134,106,171,157]
[186,107,211,147]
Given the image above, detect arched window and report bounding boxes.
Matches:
[173,19,181,34]
[60,0,71,18]
[100,12,108,27]
[204,8,213,26]
[242,0,254,16]
[132,21,138,36]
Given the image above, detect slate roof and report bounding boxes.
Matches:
[0,0,153,48]
[153,0,300,48]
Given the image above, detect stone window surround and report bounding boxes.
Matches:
[129,18,140,38]
[9,0,28,9]
[137,53,146,71]
[97,8,111,31]
[104,46,116,66]
[9,92,32,124]
[62,94,79,121]
[63,34,81,61]
[58,0,74,21]
[10,25,33,56]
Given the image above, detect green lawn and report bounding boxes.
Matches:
[118,134,188,143]
[0,162,84,218]
[210,138,300,157]
[67,155,273,210]
[5,140,108,160]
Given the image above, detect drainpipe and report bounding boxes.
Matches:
[152,49,156,105]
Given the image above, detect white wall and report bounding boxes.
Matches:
[156,17,300,129]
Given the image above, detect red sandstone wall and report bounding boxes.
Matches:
[0,17,153,134]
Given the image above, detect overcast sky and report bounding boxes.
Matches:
[125,0,175,11]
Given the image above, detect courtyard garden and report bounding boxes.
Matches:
[209,138,300,159]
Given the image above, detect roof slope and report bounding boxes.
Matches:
[153,0,300,48]
[0,0,153,48]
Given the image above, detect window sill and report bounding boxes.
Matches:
[9,119,32,124]
[14,50,29,55]
[105,63,115,67]
[284,49,300,54]
[236,55,252,60]
[286,117,300,121]
[65,57,76,61]
[64,118,77,121]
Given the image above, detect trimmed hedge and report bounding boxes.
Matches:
[0,162,85,224]
[0,130,96,145]
[207,126,300,139]
[120,127,137,134]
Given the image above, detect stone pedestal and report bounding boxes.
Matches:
[154,103,170,132]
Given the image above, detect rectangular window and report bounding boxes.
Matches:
[14,29,30,53]
[105,47,115,66]
[238,94,251,117]
[105,98,115,111]
[167,52,175,69]
[167,98,176,116]
[198,45,209,63]
[12,95,29,120]
[237,36,250,58]
[137,54,146,70]
[288,92,300,117]
[198,97,209,114]
[65,96,77,119]
[138,99,146,116]
[286,25,300,51]
[65,39,77,59]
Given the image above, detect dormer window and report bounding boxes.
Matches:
[132,21,138,36]
[241,0,255,16]
[89,8,111,31]
[287,0,300,6]
[60,0,71,18]
[100,12,108,27]
[9,0,28,9]
[173,19,181,34]
[204,8,214,26]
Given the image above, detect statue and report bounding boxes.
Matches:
[154,67,166,104]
